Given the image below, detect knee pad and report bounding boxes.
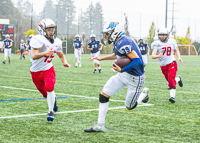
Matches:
[99,94,109,103]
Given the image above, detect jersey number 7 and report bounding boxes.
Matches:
[162,47,171,56]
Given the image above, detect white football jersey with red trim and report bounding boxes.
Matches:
[30,35,62,72]
[151,38,177,66]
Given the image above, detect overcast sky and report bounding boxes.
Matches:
[16,0,200,40]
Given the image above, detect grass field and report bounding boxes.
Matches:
[0,54,199,143]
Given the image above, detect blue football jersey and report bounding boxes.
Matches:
[73,39,83,49]
[138,42,148,55]
[87,39,100,53]
[27,39,31,50]
[3,39,12,49]
[113,36,144,76]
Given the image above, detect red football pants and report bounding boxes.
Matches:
[30,66,56,98]
[160,62,177,89]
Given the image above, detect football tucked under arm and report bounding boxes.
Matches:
[114,56,132,68]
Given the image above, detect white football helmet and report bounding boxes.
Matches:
[37,18,57,43]
[21,39,24,42]
[90,34,96,38]
[102,21,124,44]
[75,34,80,38]
[5,34,10,38]
[158,28,169,42]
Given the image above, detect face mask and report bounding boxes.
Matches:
[92,39,95,42]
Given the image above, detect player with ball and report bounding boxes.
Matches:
[85,21,149,132]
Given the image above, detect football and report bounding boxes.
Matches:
[114,56,132,68]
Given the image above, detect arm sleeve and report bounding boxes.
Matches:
[122,58,143,72]
[30,36,43,48]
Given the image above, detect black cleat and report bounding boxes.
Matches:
[47,111,54,121]
[2,61,5,64]
[53,97,58,112]
[98,69,101,73]
[178,76,183,87]
[169,97,175,103]
[93,69,97,73]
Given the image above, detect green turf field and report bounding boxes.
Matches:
[0,54,199,143]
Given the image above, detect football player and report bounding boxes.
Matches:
[84,21,149,132]
[1,34,12,64]
[30,18,72,121]
[73,34,83,67]
[19,39,26,60]
[151,28,183,103]
[87,34,103,73]
[138,37,150,66]
[26,34,33,63]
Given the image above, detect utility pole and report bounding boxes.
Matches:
[90,7,92,34]
[172,0,174,27]
[140,13,141,37]
[165,0,168,28]
[56,4,58,26]
[31,3,33,29]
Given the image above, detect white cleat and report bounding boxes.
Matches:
[84,123,106,132]
[142,87,149,103]
[79,64,81,67]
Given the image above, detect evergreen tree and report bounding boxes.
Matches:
[146,21,156,47]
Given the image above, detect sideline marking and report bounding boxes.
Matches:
[0,97,68,102]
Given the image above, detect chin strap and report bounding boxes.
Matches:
[45,35,54,44]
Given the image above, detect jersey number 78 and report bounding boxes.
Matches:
[162,47,171,56]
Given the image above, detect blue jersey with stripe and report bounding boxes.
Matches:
[113,36,144,76]
[27,39,31,50]
[138,42,148,55]
[73,39,82,49]
[3,39,12,49]
[87,39,100,53]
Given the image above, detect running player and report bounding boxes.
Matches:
[30,18,72,121]
[73,34,83,67]
[151,28,183,103]
[1,34,12,64]
[84,21,149,132]
[87,34,103,73]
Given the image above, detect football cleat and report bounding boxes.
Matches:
[84,123,106,132]
[93,69,97,73]
[98,69,101,73]
[75,63,78,67]
[169,97,175,103]
[142,87,149,103]
[2,61,5,64]
[47,111,54,121]
[53,97,58,112]
[79,64,81,67]
[178,76,183,87]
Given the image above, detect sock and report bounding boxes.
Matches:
[98,66,101,70]
[98,102,109,124]
[175,77,180,83]
[170,89,176,98]
[47,91,55,113]
[9,60,10,63]
[95,68,97,70]
[75,63,78,66]
[137,92,146,105]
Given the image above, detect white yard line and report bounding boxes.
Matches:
[0,104,153,119]
[0,85,154,106]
